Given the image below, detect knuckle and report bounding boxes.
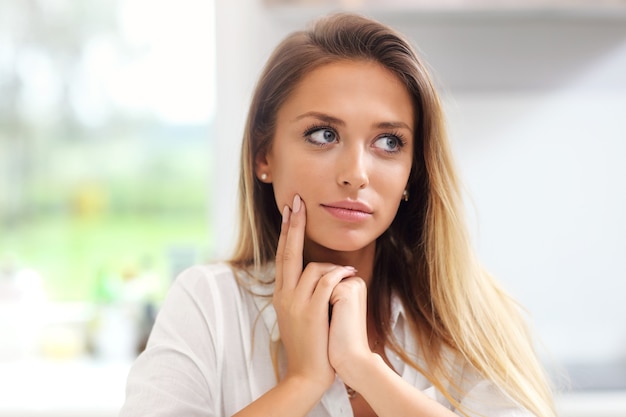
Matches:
[281,248,295,262]
[353,277,367,290]
[303,262,321,274]
[288,215,299,229]
[304,262,336,276]
[337,277,366,294]
[316,276,335,292]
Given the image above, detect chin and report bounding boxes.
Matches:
[325,242,366,253]
[307,232,375,254]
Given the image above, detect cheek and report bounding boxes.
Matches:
[375,163,410,195]
[271,158,320,208]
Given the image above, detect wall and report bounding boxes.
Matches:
[391,15,626,370]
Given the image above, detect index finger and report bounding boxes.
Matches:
[274,204,290,292]
[275,194,306,291]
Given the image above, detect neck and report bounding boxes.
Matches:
[303,240,376,286]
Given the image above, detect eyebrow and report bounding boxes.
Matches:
[293,111,413,133]
[376,121,413,133]
[293,111,345,126]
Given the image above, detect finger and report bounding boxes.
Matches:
[274,204,291,292]
[329,277,367,308]
[309,266,357,307]
[281,194,306,290]
[293,263,352,303]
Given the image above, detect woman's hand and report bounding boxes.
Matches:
[273,194,356,397]
[327,276,371,386]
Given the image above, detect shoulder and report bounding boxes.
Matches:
[147,263,259,349]
[174,262,236,287]
[169,262,241,302]
[151,263,244,330]
[173,262,274,289]
[156,261,277,341]
[167,262,274,315]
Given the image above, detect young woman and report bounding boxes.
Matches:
[119,13,555,417]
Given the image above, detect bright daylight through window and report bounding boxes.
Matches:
[0,0,215,362]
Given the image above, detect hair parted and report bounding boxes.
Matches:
[229,12,555,417]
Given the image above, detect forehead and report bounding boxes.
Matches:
[277,59,415,126]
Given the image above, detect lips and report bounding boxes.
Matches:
[321,200,373,222]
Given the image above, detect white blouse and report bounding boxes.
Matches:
[119,263,533,417]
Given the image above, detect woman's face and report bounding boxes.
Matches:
[257,59,415,255]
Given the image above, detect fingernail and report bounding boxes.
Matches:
[282,205,290,223]
[344,266,357,272]
[292,194,301,213]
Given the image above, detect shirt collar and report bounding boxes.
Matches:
[389,291,406,331]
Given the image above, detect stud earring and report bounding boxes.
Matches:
[402,189,409,202]
[260,173,268,181]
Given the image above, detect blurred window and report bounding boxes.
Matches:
[0,0,215,304]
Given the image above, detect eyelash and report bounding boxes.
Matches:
[381,130,408,153]
[303,123,335,146]
[302,124,407,154]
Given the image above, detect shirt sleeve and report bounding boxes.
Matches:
[118,266,221,417]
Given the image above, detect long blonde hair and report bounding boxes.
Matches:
[229,12,555,417]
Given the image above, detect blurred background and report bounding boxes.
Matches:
[1,0,625,416]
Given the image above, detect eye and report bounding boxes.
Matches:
[305,126,338,145]
[373,134,404,153]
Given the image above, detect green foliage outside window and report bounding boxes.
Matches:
[0,1,215,304]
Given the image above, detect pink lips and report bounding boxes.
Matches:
[321,200,373,222]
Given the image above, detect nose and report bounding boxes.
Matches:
[336,145,369,189]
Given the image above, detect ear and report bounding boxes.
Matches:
[254,149,272,183]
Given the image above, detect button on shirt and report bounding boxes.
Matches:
[119,263,533,417]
